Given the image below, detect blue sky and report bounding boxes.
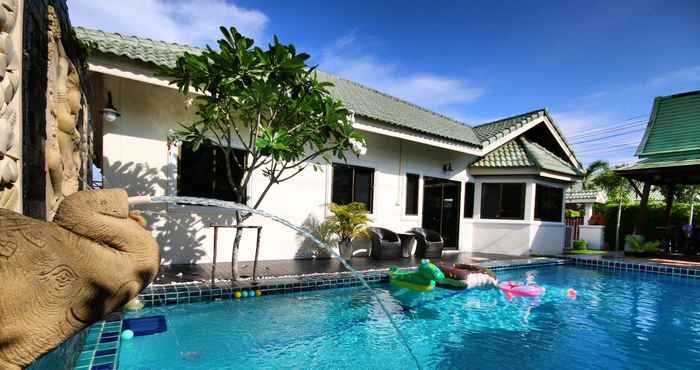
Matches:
[70,0,700,166]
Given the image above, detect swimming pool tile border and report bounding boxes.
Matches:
[564,256,700,278]
[72,312,123,370]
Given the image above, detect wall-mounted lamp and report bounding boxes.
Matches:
[101,91,121,122]
[443,162,453,172]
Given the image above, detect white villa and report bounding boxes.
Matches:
[76,28,584,265]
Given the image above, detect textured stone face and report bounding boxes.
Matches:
[0,189,160,369]
[0,0,21,211]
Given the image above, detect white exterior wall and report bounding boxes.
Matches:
[469,178,567,256]
[100,76,492,264]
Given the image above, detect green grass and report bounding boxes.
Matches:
[563,250,607,255]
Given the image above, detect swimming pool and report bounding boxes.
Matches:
[119,265,700,369]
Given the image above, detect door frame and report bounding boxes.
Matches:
[421,176,461,249]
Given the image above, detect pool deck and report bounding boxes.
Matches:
[153,251,520,284]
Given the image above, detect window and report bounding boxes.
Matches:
[535,184,564,222]
[481,183,525,220]
[178,142,246,202]
[464,182,475,218]
[332,163,374,212]
[405,173,419,215]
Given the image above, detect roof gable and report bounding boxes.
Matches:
[636,90,700,157]
[471,136,581,176]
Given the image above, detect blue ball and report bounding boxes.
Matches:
[241,290,248,298]
[121,330,134,340]
[247,290,254,297]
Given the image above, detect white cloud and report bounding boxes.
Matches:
[68,0,268,46]
[647,65,700,87]
[319,33,484,110]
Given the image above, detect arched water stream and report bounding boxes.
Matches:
[136,195,423,369]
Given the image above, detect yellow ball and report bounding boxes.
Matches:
[255,290,262,297]
[234,291,242,299]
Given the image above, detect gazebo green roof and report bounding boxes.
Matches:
[617,90,700,184]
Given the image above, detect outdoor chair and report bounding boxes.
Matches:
[409,228,444,258]
[367,227,402,259]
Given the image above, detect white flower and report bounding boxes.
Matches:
[185,96,194,109]
[349,138,367,156]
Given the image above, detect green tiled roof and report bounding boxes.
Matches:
[617,152,700,172]
[75,27,200,68]
[636,90,700,158]
[75,27,482,147]
[471,137,581,176]
[473,110,546,146]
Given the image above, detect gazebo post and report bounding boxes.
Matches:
[634,181,651,234]
[664,183,676,227]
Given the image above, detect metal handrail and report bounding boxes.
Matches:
[209,224,263,287]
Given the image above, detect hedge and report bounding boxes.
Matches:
[593,202,698,250]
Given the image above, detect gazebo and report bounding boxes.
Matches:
[615,90,700,253]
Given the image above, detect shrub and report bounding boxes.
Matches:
[624,234,660,253]
[573,239,588,250]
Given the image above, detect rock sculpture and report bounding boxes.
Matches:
[45,6,89,220]
[0,189,160,369]
[0,0,20,211]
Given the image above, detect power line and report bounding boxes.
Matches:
[565,114,646,137]
[570,128,646,145]
[567,119,646,140]
[575,142,639,153]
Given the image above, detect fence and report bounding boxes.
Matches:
[566,217,584,241]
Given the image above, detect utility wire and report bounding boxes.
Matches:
[575,142,639,153]
[570,128,646,145]
[565,115,646,137]
[567,119,646,140]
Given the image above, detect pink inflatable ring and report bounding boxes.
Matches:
[499,281,545,299]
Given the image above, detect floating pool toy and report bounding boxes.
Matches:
[255,290,262,296]
[121,329,134,340]
[436,263,498,290]
[234,291,242,299]
[567,288,577,300]
[499,281,545,300]
[247,290,255,297]
[389,259,444,292]
[241,290,248,298]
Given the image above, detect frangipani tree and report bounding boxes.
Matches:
[593,163,633,250]
[162,26,365,280]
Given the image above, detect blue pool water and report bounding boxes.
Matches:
[119,266,700,369]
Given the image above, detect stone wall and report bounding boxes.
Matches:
[0,0,92,220]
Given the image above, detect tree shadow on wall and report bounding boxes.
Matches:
[102,159,234,265]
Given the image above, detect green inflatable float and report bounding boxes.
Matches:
[389,259,445,292]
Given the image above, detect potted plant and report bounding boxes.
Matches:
[326,202,371,259]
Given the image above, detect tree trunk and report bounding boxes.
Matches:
[634,181,651,235]
[690,198,695,225]
[231,211,243,281]
[615,202,622,251]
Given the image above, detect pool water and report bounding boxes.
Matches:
[119,266,700,369]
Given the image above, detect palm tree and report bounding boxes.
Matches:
[582,160,610,190]
[593,167,633,250]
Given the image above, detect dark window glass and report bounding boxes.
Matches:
[332,163,374,212]
[535,184,564,222]
[464,182,475,218]
[405,174,419,215]
[178,143,246,202]
[481,183,525,220]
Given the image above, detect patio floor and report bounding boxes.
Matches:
[154,251,519,284]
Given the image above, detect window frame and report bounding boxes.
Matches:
[534,183,564,222]
[177,142,247,203]
[464,182,475,218]
[331,163,375,213]
[480,182,526,220]
[405,173,420,216]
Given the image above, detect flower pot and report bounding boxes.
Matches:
[339,240,353,260]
